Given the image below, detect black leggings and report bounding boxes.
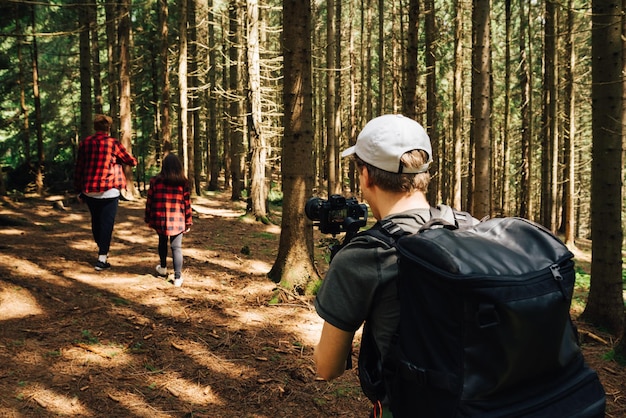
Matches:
[85,195,119,256]
[158,233,183,279]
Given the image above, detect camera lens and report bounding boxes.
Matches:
[305,197,322,221]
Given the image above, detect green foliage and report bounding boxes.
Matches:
[602,349,626,366]
[575,267,591,291]
[306,278,322,295]
[111,297,131,306]
[80,330,99,344]
[268,188,283,205]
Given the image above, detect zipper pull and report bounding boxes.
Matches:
[550,264,567,300]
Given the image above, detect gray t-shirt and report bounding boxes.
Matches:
[314,208,431,358]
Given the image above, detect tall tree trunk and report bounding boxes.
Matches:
[118,0,137,199]
[207,0,219,191]
[518,0,532,219]
[189,0,199,195]
[31,5,44,196]
[222,12,231,190]
[268,0,318,293]
[615,0,626,360]
[247,0,268,221]
[105,1,119,133]
[403,0,418,118]
[581,0,624,335]
[541,0,558,230]
[326,0,338,196]
[377,0,384,112]
[563,0,576,247]
[452,0,464,210]
[501,0,511,216]
[89,0,103,115]
[365,0,373,120]
[471,0,492,219]
[16,14,30,167]
[79,0,93,139]
[179,0,189,178]
[229,0,244,201]
[334,0,342,193]
[347,0,357,195]
[425,0,438,204]
[159,0,172,155]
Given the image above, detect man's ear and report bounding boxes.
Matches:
[360,165,373,188]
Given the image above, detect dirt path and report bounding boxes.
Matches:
[0,193,367,417]
[0,192,624,417]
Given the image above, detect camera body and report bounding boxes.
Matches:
[305,194,368,236]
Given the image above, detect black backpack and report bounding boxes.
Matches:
[360,210,606,417]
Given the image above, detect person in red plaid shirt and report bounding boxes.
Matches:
[145,153,192,287]
[74,114,137,271]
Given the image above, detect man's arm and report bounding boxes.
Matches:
[114,141,138,166]
[314,321,355,381]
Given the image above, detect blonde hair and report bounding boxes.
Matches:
[355,150,430,193]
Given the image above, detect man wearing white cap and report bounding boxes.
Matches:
[314,114,440,417]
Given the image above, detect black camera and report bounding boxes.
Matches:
[305,194,368,236]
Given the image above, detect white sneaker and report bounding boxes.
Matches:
[156,265,168,276]
[173,278,183,287]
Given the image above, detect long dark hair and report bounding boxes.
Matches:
[159,153,188,186]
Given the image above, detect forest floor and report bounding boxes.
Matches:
[0,190,625,417]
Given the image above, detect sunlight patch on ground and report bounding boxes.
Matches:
[264,305,323,347]
[0,227,25,236]
[0,283,43,320]
[58,213,87,223]
[0,254,72,288]
[192,204,245,218]
[168,339,252,380]
[105,389,175,418]
[69,238,97,252]
[156,373,222,406]
[186,248,272,276]
[61,344,132,368]
[19,385,92,416]
[114,228,152,245]
[236,310,267,325]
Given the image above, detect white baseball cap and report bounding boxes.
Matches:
[341,114,432,174]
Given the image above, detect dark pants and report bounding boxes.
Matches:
[84,195,119,256]
[158,232,183,279]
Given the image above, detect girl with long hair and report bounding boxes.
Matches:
[145,153,192,287]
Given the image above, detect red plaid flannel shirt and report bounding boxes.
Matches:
[74,131,137,193]
[145,176,192,236]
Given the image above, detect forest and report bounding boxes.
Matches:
[0,0,625,415]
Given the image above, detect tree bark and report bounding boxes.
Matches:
[470,0,492,219]
[403,0,418,119]
[247,0,268,221]
[581,0,624,335]
[562,0,576,247]
[89,0,103,115]
[518,0,532,219]
[425,0,438,204]
[229,0,244,201]
[31,5,44,196]
[178,0,189,178]
[207,0,219,191]
[451,0,464,210]
[159,0,172,155]
[268,0,318,293]
[79,0,93,139]
[326,0,339,196]
[118,0,137,199]
[105,1,119,134]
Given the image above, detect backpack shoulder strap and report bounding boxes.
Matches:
[358,219,407,247]
[425,204,478,231]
